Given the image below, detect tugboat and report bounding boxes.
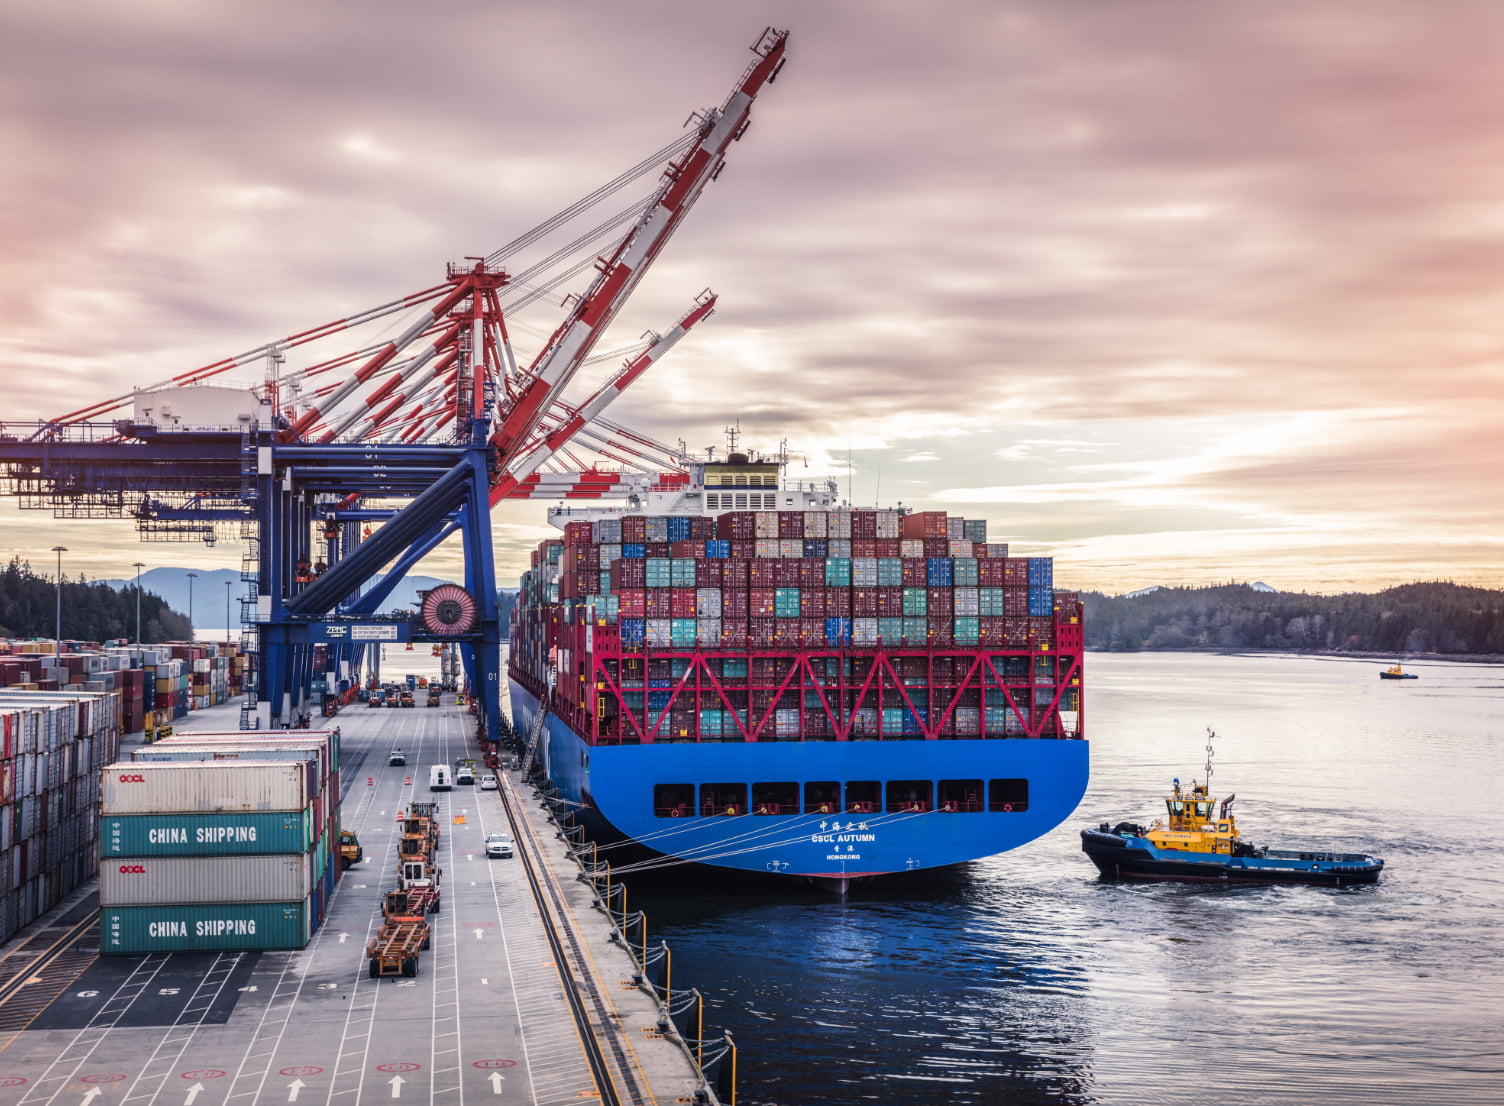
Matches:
[1380,662,1418,680]
[1080,730,1384,886]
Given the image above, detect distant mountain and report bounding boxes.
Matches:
[1250,581,1278,593]
[97,567,460,628]
[1082,581,1504,654]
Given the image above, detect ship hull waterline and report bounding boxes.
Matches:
[510,679,1089,889]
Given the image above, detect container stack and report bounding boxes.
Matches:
[0,688,120,942]
[511,508,1084,742]
[99,730,342,953]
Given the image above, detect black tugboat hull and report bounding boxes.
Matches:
[1081,830,1384,886]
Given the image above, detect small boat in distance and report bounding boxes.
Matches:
[1380,662,1419,680]
[1080,729,1384,886]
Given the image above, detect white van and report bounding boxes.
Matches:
[429,765,451,791]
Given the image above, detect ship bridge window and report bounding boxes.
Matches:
[938,779,984,813]
[887,780,932,813]
[804,781,840,814]
[752,781,798,815]
[735,475,748,486]
[700,782,747,817]
[654,783,695,818]
[734,494,747,509]
[988,778,1029,812]
[845,780,880,814]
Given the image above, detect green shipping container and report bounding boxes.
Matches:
[901,588,928,617]
[100,899,312,954]
[100,810,315,857]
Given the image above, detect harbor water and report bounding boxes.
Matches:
[620,652,1503,1105]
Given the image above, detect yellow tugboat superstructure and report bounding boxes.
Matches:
[1143,778,1239,856]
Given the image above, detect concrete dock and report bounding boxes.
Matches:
[0,694,717,1105]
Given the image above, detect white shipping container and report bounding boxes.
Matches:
[101,761,311,814]
[99,853,314,905]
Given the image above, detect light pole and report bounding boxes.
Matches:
[186,572,197,643]
[133,561,145,654]
[51,545,66,671]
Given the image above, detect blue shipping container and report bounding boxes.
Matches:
[927,558,954,587]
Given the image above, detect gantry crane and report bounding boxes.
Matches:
[0,28,789,743]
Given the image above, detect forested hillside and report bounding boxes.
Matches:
[1082,582,1504,655]
[0,558,189,643]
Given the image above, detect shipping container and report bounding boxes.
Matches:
[99,898,313,954]
[99,810,315,858]
[100,761,313,814]
[100,853,315,905]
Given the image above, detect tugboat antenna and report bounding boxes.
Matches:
[1204,726,1217,790]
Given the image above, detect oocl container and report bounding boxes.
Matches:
[100,898,312,954]
[100,853,315,905]
[101,761,312,814]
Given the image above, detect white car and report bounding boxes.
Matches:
[479,774,498,790]
[485,833,513,859]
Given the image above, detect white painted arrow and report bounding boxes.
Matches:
[287,1078,306,1101]
[489,1072,505,1095]
[338,932,348,943]
[81,1089,103,1106]
[185,1083,205,1105]
[475,930,484,940]
[389,1075,405,1098]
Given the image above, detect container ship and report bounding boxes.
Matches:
[507,450,1087,890]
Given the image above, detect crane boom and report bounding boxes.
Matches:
[488,27,788,466]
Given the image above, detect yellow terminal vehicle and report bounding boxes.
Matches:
[339,828,363,869]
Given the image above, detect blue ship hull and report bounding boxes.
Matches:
[510,680,1089,882]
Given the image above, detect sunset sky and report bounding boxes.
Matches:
[2,0,1501,600]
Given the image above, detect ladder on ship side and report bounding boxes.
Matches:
[518,661,557,779]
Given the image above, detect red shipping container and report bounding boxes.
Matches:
[670,540,703,558]
[612,559,646,589]
[923,538,948,558]
[797,559,823,587]
[622,516,648,542]
[722,589,750,619]
[979,616,1007,643]
[645,543,669,557]
[850,510,878,539]
[901,510,948,539]
[978,559,1006,586]
[800,589,825,618]
[731,540,756,559]
[1004,558,1030,585]
[723,560,750,587]
[800,618,824,645]
[690,517,716,540]
[851,539,878,558]
[750,589,777,617]
[901,558,927,586]
[750,618,779,645]
[1004,617,1031,647]
[670,588,698,618]
[564,520,594,546]
[645,589,671,617]
[928,588,954,617]
[774,560,801,586]
[720,620,749,647]
[717,512,756,540]
[617,590,646,618]
[828,589,852,617]
[852,588,879,617]
[778,511,804,539]
[875,538,901,558]
[1004,587,1029,616]
[696,560,723,587]
[878,587,904,617]
[749,558,778,584]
